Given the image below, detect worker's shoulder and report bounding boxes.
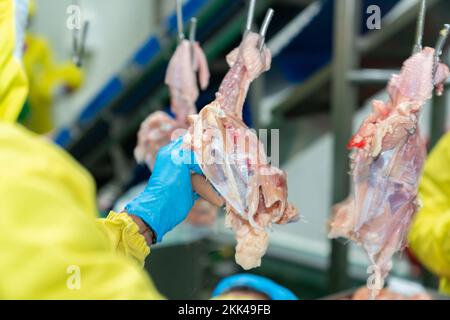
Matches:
[0,123,96,204]
[432,131,450,157]
[440,131,450,145]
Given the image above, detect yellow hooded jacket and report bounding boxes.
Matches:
[409,132,450,295]
[0,0,163,299]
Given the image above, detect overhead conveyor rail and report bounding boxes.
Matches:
[267,0,408,123]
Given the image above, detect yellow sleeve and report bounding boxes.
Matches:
[0,0,29,122]
[0,123,164,299]
[97,212,150,267]
[408,132,450,279]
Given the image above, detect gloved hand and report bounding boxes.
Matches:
[125,136,203,243]
[212,274,298,300]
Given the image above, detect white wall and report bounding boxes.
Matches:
[31,0,171,127]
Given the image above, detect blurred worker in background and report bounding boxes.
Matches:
[409,132,450,295]
[19,0,84,134]
[0,0,296,300]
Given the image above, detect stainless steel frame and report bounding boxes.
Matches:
[329,0,361,292]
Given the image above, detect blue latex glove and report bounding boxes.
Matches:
[125,136,202,243]
[212,274,298,300]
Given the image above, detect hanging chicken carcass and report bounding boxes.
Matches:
[165,39,210,124]
[133,39,217,226]
[184,32,299,270]
[134,39,210,167]
[329,47,450,290]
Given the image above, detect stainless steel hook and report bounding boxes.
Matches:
[244,0,256,35]
[71,0,89,68]
[413,0,426,54]
[189,17,197,66]
[189,17,197,43]
[434,24,450,59]
[258,8,274,51]
[433,24,450,78]
[176,0,185,42]
[73,20,89,67]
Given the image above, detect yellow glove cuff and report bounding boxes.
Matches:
[99,211,151,267]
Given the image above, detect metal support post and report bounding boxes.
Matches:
[329,0,361,292]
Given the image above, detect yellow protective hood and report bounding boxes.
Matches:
[0,0,29,122]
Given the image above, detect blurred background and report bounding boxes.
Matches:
[25,0,450,299]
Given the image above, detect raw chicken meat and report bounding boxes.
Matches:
[185,199,218,226]
[352,287,432,300]
[165,39,210,124]
[135,39,210,168]
[329,48,450,290]
[134,39,217,227]
[184,32,299,270]
[134,111,179,169]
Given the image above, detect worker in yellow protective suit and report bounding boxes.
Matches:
[20,0,83,134]
[0,0,298,300]
[409,132,450,295]
[1,0,218,300]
